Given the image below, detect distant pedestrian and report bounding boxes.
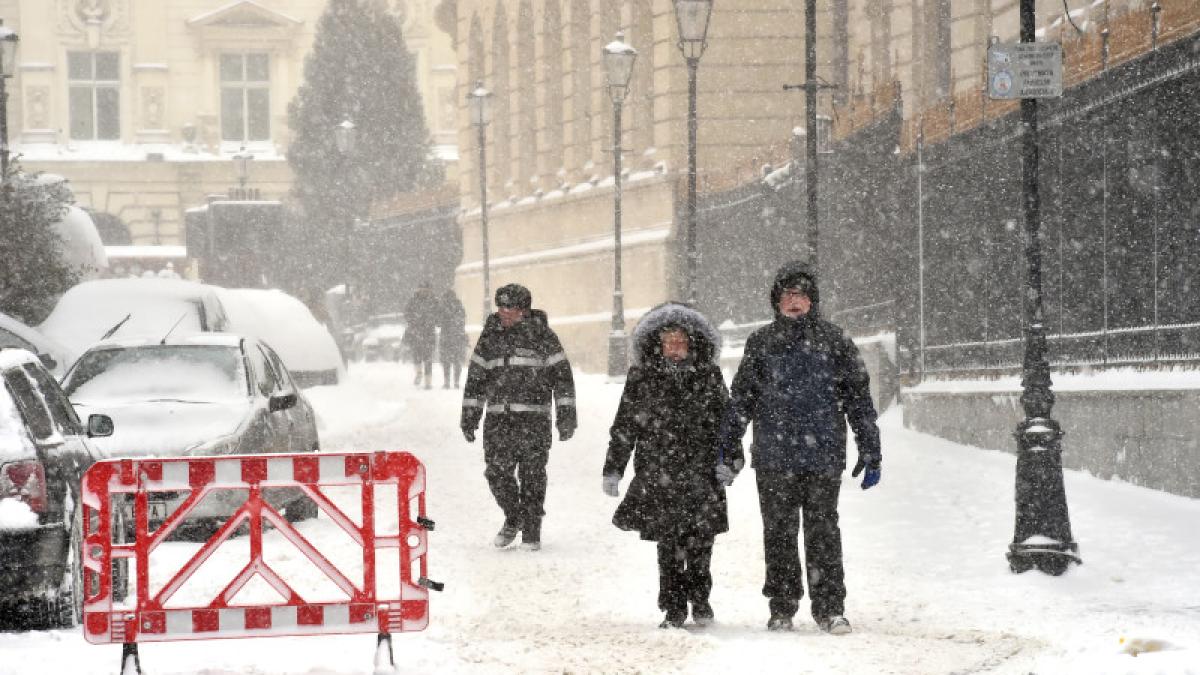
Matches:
[715,261,881,635]
[460,284,576,551]
[437,288,468,388]
[404,281,438,389]
[603,303,738,629]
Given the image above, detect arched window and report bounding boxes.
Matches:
[542,1,564,187]
[569,0,592,179]
[492,4,511,195]
[517,0,537,193]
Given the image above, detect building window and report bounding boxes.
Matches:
[68,51,120,140]
[220,53,271,143]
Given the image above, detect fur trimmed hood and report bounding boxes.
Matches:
[630,302,721,367]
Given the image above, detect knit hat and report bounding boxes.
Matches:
[495,283,532,310]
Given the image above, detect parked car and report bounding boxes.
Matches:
[353,313,407,362]
[0,311,75,377]
[218,288,344,387]
[60,334,319,526]
[0,348,114,629]
[39,278,231,359]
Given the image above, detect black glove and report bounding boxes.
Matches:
[559,427,575,442]
[714,463,737,487]
[462,427,476,443]
[602,474,620,497]
[851,457,881,490]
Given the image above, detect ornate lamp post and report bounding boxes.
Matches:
[1007,0,1080,576]
[467,82,493,321]
[673,0,712,304]
[604,32,637,378]
[334,119,357,300]
[0,21,20,180]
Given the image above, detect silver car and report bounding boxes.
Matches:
[60,334,320,528]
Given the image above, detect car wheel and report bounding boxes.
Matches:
[39,507,85,629]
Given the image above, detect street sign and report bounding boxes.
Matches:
[987,42,1063,99]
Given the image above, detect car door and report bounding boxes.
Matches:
[261,344,316,453]
[22,363,99,503]
[3,365,79,524]
[243,341,286,454]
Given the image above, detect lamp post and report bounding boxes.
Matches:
[467,82,493,321]
[0,21,20,180]
[1007,0,1080,576]
[604,33,637,378]
[334,119,357,301]
[232,145,253,197]
[673,0,712,304]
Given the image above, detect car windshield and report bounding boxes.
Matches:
[63,345,245,403]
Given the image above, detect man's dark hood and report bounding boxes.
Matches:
[770,260,820,318]
[630,302,721,367]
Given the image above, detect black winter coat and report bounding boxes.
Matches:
[603,303,738,541]
[460,309,577,444]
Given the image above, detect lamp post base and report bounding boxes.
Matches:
[1009,416,1081,576]
[607,330,629,379]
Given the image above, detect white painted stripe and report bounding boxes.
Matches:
[319,456,346,482]
[220,608,244,631]
[215,459,242,486]
[271,605,297,629]
[163,462,189,486]
[267,458,293,482]
[325,605,349,626]
[166,610,192,634]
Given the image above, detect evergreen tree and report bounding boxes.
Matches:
[286,0,441,292]
[0,165,80,324]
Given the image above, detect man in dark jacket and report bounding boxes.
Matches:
[603,303,739,629]
[404,281,438,388]
[461,283,577,551]
[716,261,882,635]
[437,288,468,388]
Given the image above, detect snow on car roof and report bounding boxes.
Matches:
[218,288,341,372]
[39,278,225,356]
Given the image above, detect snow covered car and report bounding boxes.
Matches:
[0,348,114,628]
[354,314,407,362]
[39,278,232,360]
[0,311,75,377]
[217,288,344,387]
[60,334,320,525]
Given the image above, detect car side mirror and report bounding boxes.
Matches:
[87,414,114,438]
[38,353,58,371]
[269,393,297,413]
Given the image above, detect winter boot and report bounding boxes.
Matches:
[692,600,714,627]
[519,520,541,551]
[817,616,852,635]
[767,615,794,631]
[659,609,687,629]
[493,518,521,548]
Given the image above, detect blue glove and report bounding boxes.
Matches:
[851,457,881,490]
[714,463,737,488]
[602,474,620,497]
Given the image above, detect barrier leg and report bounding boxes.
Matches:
[373,633,395,674]
[120,643,142,675]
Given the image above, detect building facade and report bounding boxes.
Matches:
[3,0,456,247]
[449,0,1159,371]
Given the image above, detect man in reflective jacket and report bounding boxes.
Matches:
[461,283,577,551]
[715,261,881,635]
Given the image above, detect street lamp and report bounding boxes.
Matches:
[334,119,357,303]
[467,81,493,321]
[232,145,253,195]
[673,0,712,304]
[604,32,637,378]
[1007,0,1080,576]
[0,21,20,180]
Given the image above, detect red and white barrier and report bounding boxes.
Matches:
[79,451,436,668]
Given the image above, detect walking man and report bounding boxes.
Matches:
[715,261,882,634]
[461,283,577,551]
[437,287,468,388]
[404,281,438,388]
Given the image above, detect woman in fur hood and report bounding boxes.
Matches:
[602,302,742,628]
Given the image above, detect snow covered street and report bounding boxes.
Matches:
[1,362,1198,674]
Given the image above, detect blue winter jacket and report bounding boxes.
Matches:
[717,313,881,474]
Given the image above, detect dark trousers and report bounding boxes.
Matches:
[656,534,714,615]
[756,471,845,621]
[483,434,549,541]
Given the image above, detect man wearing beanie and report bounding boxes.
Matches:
[714,261,881,634]
[460,283,577,551]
